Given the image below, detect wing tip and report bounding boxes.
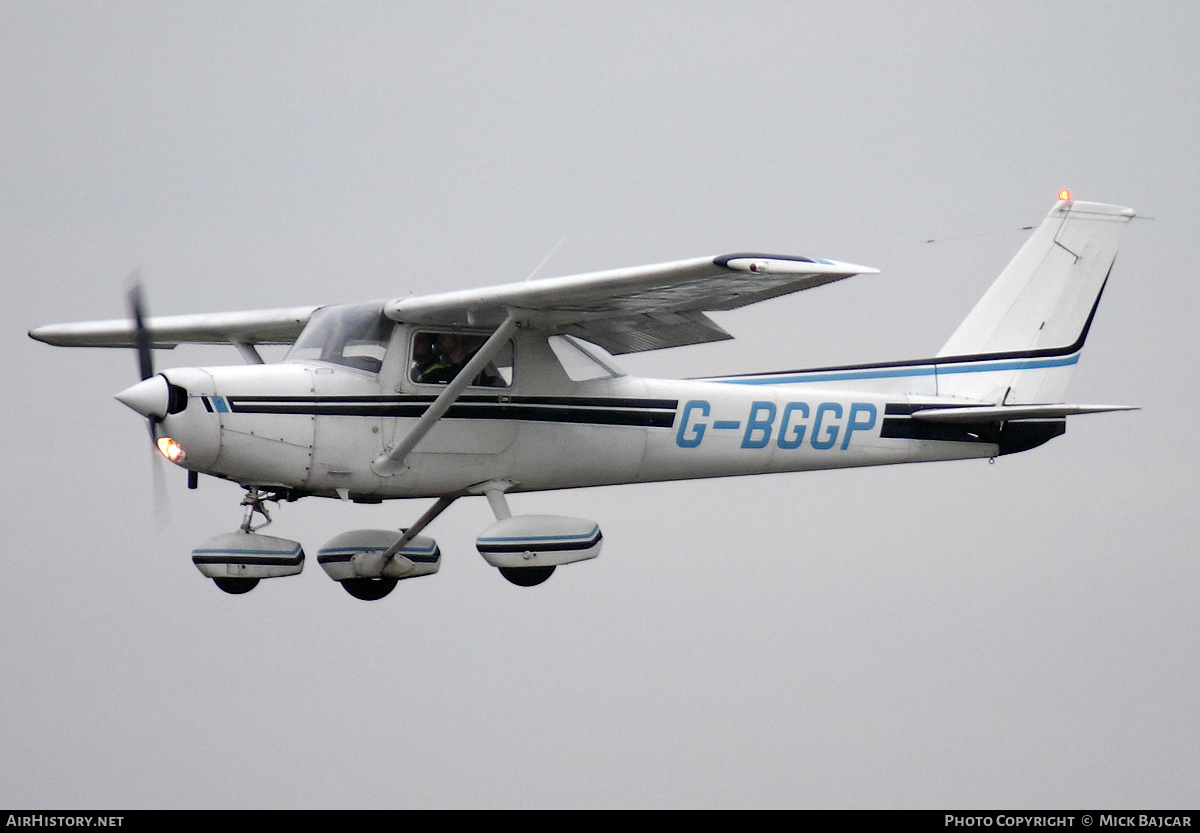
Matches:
[715,253,878,275]
[28,325,70,346]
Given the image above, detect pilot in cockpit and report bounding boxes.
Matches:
[412,332,504,387]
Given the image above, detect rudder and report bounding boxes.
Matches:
[934,198,1135,403]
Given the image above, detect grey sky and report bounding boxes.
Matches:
[3,1,1197,808]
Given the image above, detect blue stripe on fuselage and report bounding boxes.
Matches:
[706,353,1079,386]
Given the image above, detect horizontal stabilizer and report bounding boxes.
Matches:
[911,403,1138,422]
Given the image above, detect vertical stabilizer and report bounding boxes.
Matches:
[934,199,1134,403]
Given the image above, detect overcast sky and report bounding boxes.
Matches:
[3,1,1197,809]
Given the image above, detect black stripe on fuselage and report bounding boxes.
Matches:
[224,394,679,429]
[879,404,1065,456]
[880,403,1001,444]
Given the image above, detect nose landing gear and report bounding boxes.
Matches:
[191,488,306,595]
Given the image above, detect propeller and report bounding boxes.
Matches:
[129,278,155,383]
[117,275,172,525]
[118,277,169,425]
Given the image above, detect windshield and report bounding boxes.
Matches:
[285,303,394,373]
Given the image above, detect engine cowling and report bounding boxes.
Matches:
[191,531,305,594]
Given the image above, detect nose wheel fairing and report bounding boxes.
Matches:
[191,531,306,585]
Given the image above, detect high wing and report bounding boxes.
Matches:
[385,254,876,354]
[29,306,319,349]
[29,253,874,355]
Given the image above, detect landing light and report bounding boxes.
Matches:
[156,436,186,464]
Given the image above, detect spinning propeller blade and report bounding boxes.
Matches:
[124,275,171,524]
[128,277,155,382]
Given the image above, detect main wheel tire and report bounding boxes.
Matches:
[341,577,398,601]
[498,565,556,587]
[213,577,259,595]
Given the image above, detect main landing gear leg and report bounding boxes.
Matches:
[338,495,459,602]
[380,495,458,566]
[476,482,556,588]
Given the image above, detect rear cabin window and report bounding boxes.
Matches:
[547,335,623,381]
[410,331,514,388]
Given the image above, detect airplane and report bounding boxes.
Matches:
[29,194,1137,599]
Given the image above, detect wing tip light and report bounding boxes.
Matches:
[718,254,878,276]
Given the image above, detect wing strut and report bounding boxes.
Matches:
[231,340,265,365]
[371,314,520,475]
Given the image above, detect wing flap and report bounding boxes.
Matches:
[560,310,732,354]
[29,306,319,349]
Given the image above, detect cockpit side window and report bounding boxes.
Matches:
[410,331,513,388]
[285,303,394,374]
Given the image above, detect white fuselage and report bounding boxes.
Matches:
[154,325,998,501]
